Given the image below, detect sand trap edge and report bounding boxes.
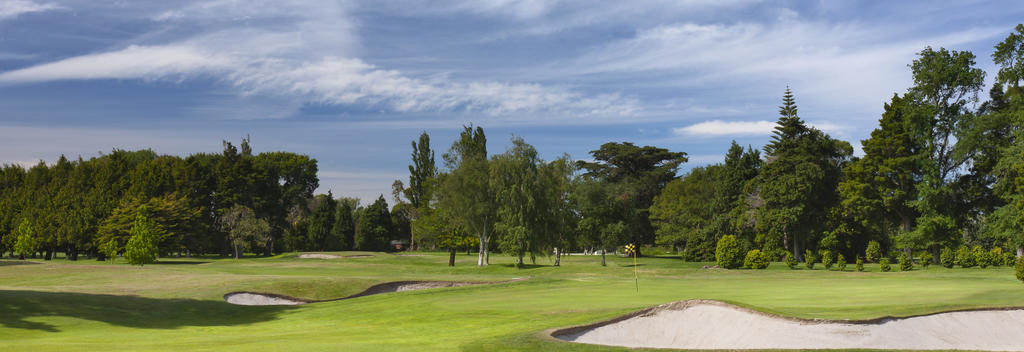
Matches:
[547,299,1024,342]
[224,278,527,306]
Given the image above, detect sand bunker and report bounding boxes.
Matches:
[297,254,340,259]
[224,292,306,306]
[554,300,1024,351]
[297,253,373,259]
[224,279,523,306]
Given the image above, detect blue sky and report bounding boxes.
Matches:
[1,0,1023,204]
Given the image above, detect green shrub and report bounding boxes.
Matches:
[804,249,817,269]
[866,241,882,263]
[836,253,847,271]
[987,247,1003,266]
[856,257,864,271]
[1005,252,1017,267]
[1016,256,1024,282]
[919,251,933,268]
[715,235,743,269]
[784,252,797,269]
[975,246,990,268]
[879,258,891,272]
[955,246,976,268]
[898,251,912,271]
[744,249,770,269]
[820,250,834,270]
[940,247,955,268]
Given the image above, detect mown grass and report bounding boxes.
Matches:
[1,252,1022,351]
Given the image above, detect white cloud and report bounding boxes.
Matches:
[675,119,847,137]
[0,0,62,20]
[0,0,638,119]
[675,120,776,136]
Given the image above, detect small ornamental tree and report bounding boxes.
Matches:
[856,257,865,271]
[990,248,1004,267]
[898,251,912,271]
[975,246,990,268]
[940,247,955,268]
[920,251,933,268]
[124,206,159,267]
[821,250,834,270]
[744,249,769,269]
[879,258,891,272]
[955,246,976,268]
[1016,256,1024,283]
[100,240,119,263]
[785,252,797,269]
[715,235,743,269]
[804,249,817,269]
[866,241,882,263]
[13,219,36,260]
[1005,252,1017,267]
[836,253,847,271]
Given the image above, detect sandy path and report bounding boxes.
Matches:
[556,300,1024,351]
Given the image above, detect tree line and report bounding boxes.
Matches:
[4,24,1024,269]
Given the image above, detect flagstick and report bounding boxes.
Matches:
[633,250,639,292]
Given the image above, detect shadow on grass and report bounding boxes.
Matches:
[0,290,298,332]
[150,261,211,265]
[499,263,548,270]
[0,260,39,267]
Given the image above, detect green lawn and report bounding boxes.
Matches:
[1,252,1022,351]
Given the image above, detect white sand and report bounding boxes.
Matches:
[224,293,305,306]
[297,253,340,259]
[559,301,1024,351]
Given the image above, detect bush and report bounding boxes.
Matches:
[715,235,743,269]
[975,246,990,268]
[836,253,847,271]
[821,250,834,270]
[804,249,817,269]
[940,247,955,268]
[919,251,933,268]
[744,249,770,269]
[898,251,912,271]
[985,247,1004,268]
[1016,256,1024,282]
[856,257,865,271]
[785,252,797,269]
[879,258,891,272]
[955,246,976,268]
[1005,252,1017,267]
[866,241,882,263]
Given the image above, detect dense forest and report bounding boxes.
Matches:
[2,24,1024,268]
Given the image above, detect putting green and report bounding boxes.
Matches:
[1,252,1022,351]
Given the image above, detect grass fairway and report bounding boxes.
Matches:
[2,252,1023,351]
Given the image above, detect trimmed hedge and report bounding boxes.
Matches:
[940,247,955,268]
[836,253,847,271]
[1016,256,1024,283]
[715,235,743,269]
[821,250,834,270]
[744,249,770,269]
[879,258,891,272]
[856,257,864,272]
[956,246,976,268]
[920,251,933,268]
[866,241,882,263]
[785,252,797,269]
[898,251,912,271]
[804,249,817,269]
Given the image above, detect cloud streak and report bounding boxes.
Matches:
[0,0,62,20]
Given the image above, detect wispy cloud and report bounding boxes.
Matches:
[674,120,776,136]
[675,119,847,137]
[0,0,638,119]
[0,0,62,21]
